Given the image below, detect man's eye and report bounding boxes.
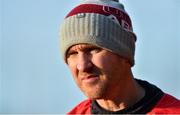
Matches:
[89,48,101,54]
[67,51,78,57]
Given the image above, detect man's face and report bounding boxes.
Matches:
[66,44,130,99]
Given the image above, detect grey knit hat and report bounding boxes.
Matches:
[60,0,136,66]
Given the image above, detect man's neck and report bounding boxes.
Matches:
[96,78,145,111]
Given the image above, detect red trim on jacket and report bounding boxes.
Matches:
[67,99,91,114]
[147,94,180,114]
[67,94,180,114]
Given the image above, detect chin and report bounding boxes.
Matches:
[84,91,104,100]
[87,96,102,100]
[80,83,108,99]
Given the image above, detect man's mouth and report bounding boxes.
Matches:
[81,75,99,83]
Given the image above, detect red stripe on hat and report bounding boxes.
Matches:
[66,4,132,31]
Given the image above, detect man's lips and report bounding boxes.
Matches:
[81,75,99,83]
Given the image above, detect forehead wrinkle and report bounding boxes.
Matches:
[69,44,100,52]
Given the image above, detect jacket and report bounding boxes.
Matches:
[68,93,180,114]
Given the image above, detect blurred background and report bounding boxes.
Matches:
[1,0,180,114]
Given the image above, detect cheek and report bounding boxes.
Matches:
[98,53,115,65]
[68,65,83,90]
[92,53,122,78]
[92,55,113,75]
[68,64,78,80]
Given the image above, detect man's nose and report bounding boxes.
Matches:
[76,54,93,72]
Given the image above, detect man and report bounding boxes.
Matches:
[59,0,180,114]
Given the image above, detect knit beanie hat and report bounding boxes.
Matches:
[60,0,136,66]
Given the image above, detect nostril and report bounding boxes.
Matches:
[77,61,93,72]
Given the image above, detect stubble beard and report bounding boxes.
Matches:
[79,80,109,100]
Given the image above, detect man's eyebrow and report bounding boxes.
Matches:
[69,45,100,51]
[67,48,77,54]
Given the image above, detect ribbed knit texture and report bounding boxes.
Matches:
[60,0,136,66]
